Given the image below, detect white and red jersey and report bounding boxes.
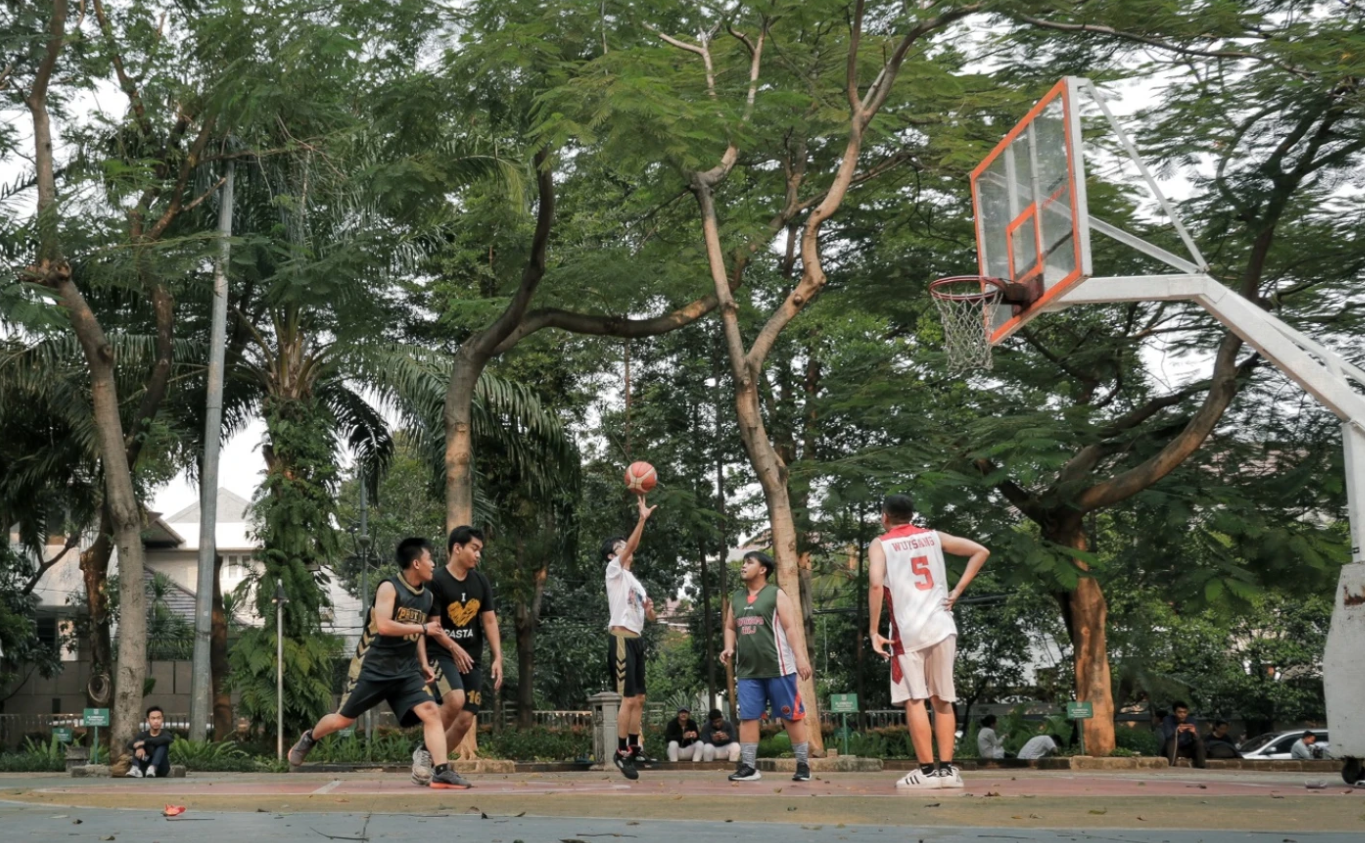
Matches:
[877,524,955,653]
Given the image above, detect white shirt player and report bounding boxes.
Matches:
[876,525,955,652]
[606,556,648,634]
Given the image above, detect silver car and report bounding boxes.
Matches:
[1238,729,1330,760]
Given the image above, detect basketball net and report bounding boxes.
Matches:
[929,276,1003,373]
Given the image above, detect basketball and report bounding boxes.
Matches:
[624,461,657,494]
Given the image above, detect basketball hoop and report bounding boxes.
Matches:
[929,276,1010,372]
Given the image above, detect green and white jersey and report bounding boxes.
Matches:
[732,583,797,679]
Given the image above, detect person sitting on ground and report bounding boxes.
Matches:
[1160,701,1207,769]
[1205,720,1240,759]
[977,714,1008,760]
[702,708,741,763]
[1290,731,1320,760]
[666,707,704,762]
[127,705,175,778]
[1017,732,1063,760]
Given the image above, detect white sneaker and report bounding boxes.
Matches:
[411,747,434,786]
[146,767,156,778]
[895,768,938,790]
[935,764,963,788]
[128,767,143,778]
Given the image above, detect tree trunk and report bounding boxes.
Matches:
[211,553,233,740]
[443,346,489,529]
[700,544,717,711]
[1049,518,1115,756]
[79,518,115,707]
[515,564,547,730]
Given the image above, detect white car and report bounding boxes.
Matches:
[1238,729,1330,760]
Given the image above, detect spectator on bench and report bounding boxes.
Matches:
[1205,721,1241,759]
[702,708,741,763]
[128,705,174,778]
[1160,701,1207,769]
[666,707,704,762]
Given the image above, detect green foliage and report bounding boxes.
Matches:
[168,737,253,771]
[480,726,592,761]
[304,731,417,764]
[0,736,66,772]
[228,630,341,742]
[1113,726,1161,757]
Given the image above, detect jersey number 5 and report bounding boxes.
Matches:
[911,556,934,591]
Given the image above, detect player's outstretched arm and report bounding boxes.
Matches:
[618,495,657,567]
[775,588,812,680]
[866,539,894,658]
[938,532,989,609]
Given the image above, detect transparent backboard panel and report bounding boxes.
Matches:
[971,78,1090,343]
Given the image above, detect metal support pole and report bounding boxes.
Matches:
[275,578,286,760]
[190,163,234,743]
[358,480,373,742]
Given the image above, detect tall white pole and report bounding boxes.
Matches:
[277,579,285,760]
[190,163,234,742]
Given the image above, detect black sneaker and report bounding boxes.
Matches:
[429,767,472,790]
[728,763,762,781]
[613,750,639,781]
[287,730,316,768]
[792,762,811,782]
[630,746,657,768]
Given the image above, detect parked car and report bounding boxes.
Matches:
[1238,729,1330,760]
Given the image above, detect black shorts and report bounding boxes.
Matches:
[608,631,646,698]
[429,653,486,715]
[338,668,435,728]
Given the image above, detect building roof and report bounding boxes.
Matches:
[164,488,253,525]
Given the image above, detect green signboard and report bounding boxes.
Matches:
[53,727,73,743]
[1066,701,1094,720]
[830,693,859,714]
[83,708,110,727]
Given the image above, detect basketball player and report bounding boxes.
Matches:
[719,550,813,783]
[288,538,468,789]
[604,494,657,780]
[410,526,504,785]
[867,494,989,789]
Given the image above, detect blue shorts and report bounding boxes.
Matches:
[737,675,806,722]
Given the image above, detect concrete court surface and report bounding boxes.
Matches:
[1,767,1360,842]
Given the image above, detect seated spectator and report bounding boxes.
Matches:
[1018,732,1063,760]
[1290,731,1321,760]
[702,708,741,763]
[977,714,1008,759]
[1205,720,1240,759]
[665,707,704,762]
[1160,701,1207,769]
[128,705,174,778]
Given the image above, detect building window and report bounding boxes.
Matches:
[36,616,58,649]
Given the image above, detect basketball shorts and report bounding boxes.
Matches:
[737,674,806,722]
[608,630,647,698]
[338,666,435,728]
[890,634,957,704]
[429,654,487,715]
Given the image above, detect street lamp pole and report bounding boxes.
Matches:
[273,579,289,760]
[357,479,373,742]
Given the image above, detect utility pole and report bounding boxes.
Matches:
[358,478,373,742]
[189,163,234,742]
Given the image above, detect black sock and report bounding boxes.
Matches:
[618,737,629,752]
[921,763,937,775]
[628,733,639,748]
[434,763,450,774]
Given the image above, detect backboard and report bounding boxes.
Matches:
[971,77,1092,344]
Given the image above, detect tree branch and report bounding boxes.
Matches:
[473,147,555,358]
[91,0,153,138]
[20,536,81,596]
[973,458,1042,521]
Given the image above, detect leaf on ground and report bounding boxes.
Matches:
[984,791,1001,797]
[924,803,941,808]
[1137,817,1147,822]
[1089,809,1107,814]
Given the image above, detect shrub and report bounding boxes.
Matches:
[1113,726,1161,756]
[168,737,256,771]
[479,726,592,761]
[0,736,66,772]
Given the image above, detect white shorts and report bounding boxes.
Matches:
[890,634,957,704]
